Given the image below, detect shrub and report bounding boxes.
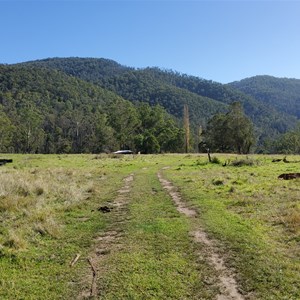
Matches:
[210,156,221,164]
[230,157,257,167]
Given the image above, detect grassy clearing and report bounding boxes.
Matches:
[163,154,300,300]
[0,153,299,299]
[0,154,136,299]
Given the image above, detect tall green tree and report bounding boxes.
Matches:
[205,102,255,154]
[205,114,229,152]
[106,99,140,150]
[135,103,184,153]
[271,123,300,154]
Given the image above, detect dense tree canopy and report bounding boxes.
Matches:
[1,58,300,154]
[230,75,300,118]
[134,103,184,153]
[0,105,15,152]
[0,65,184,154]
[265,123,300,154]
[20,58,298,147]
[204,102,255,154]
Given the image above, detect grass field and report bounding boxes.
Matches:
[0,154,299,299]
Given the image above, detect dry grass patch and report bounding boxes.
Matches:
[280,206,300,233]
[0,165,100,252]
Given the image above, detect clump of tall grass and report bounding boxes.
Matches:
[3,230,27,250]
[281,208,300,233]
[108,153,122,159]
[230,157,258,167]
[33,215,61,237]
[210,156,221,164]
[60,183,88,210]
[194,159,207,166]
[93,153,109,159]
[0,195,18,212]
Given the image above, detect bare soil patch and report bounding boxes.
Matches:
[157,172,196,217]
[158,171,245,300]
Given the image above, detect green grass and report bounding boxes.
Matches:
[163,154,300,299]
[0,154,131,299]
[0,153,299,299]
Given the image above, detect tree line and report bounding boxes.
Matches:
[0,99,185,154]
[0,65,184,154]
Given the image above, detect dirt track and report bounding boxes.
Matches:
[80,170,245,299]
[79,174,134,299]
[158,170,245,300]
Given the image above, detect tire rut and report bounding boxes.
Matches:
[157,170,245,300]
[79,173,134,299]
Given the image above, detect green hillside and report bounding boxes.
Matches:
[4,57,300,153]
[132,68,296,136]
[0,65,183,153]
[20,58,227,124]
[21,57,131,81]
[229,75,300,118]
[19,58,298,144]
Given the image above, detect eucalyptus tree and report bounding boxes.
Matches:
[205,102,255,154]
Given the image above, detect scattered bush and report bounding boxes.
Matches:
[230,157,257,167]
[210,156,221,164]
[194,159,207,166]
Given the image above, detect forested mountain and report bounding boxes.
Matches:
[20,58,227,125]
[19,58,298,145]
[229,75,300,118]
[0,65,183,153]
[0,57,298,154]
[130,68,297,136]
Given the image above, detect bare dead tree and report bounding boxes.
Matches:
[184,104,190,153]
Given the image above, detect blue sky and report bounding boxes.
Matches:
[1,0,300,83]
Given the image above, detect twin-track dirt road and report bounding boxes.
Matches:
[79,168,246,300]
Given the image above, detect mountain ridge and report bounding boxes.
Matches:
[0,56,298,153]
[229,75,300,118]
[18,57,298,140]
